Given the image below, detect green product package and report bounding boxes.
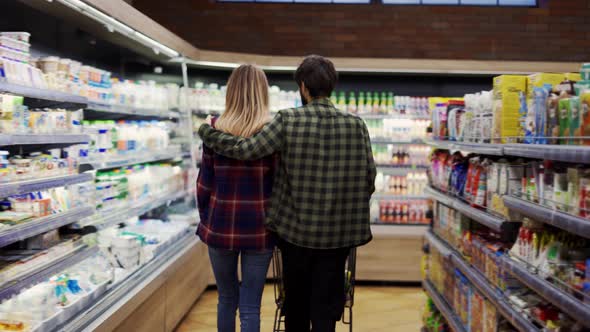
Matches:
[558,98,571,144]
[570,97,582,145]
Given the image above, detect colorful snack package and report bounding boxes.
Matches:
[533,86,550,144]
[570,97,582,145]
[581,90,590,146]
[559,98,571,145]
[546,94,560,145]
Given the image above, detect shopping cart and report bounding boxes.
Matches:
[272,247,357,332]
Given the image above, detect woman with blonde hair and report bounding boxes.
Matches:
[196,64,276,332]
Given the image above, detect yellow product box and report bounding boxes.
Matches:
[493,75,527,143]
[565,72,582,82]
[527,73,565,99]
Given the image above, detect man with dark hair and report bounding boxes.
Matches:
[198,55,376,332]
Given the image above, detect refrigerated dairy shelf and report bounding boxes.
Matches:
[83,146,182,170]
[426,140,504,156]
[0,134,90,146]
[424,186,517,232]
[503,195,590,239]
[426,231,539,332]
[0,205,95,247]
[423,279,467,332]
[501,256,590,327]
[59,234,198,332]
[0,81,87,108]
[80,190,188,229]
[0,173,94,197]
[87,102,180,119]
[0,245,98,301]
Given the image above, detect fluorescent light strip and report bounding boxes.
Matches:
[52,0,180,58]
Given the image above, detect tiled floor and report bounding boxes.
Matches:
[176,285,425,332]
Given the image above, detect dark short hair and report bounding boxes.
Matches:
[294,55,338,98]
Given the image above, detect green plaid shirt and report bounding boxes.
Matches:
[198,98,376,249]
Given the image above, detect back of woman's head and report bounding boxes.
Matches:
[215,64,270,138]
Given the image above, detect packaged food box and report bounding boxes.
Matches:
[581,63,590,81]
[527,73,564,99]
[564,72,582,82]
[581,90,590,146]
[493,75,527,143]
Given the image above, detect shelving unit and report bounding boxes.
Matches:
[0,245,99,301]
[426,231,539,332]
[503,196,590,239]
[500,256,590,327]
[426,140,504,156]
[423,279,467,332]
[427,139,590,162]
[427,137,590,329]
[357,114,430,120]
[83,146,182,170]
[0,81,87,109]
[371,138,425,145]
[87,102,180,120]
[0,173,93,197]
[0,205,94,247]
[424,186,519,233]
[80,190,188,230]
[59,235,208,332]
[0,134,91,146]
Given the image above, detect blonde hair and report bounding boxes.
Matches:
[215,64,270,138]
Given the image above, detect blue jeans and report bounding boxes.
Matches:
[208,247,273,332]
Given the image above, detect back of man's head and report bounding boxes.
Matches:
[294,55,338,99]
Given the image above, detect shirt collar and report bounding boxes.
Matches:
[309,97,333,107]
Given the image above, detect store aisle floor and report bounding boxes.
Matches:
[176,284,425,332]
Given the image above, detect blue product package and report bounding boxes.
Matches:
[533,86,550,144]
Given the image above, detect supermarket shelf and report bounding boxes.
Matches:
[503,196,590,239]
[0,245,98,301]
[358,114,431,120]
[82,190,188,229]
[0,205,95,247]
[425,186,517,233]
[82,146,182,170]
[370,138,425,145]
[370,224,428,237]
[0,81,87,108]
[426,140,504,156]
[451,254,538,332]
[423,279,467,332]
[87,101,180,119]
[503,144,590,164]
[501,256,590,327]
[60,234,198,331]
[426,232,539,332]
[371,193,429,200]
[191,109,222,116]
[0,134,90,146]
[0,173,93,198]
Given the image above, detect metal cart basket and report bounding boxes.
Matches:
[272,247,357,332]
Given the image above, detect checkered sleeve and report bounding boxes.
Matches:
[196,146,214,223]
[362,121,377,195]
[198,113,284,161]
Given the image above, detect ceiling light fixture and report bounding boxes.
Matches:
[49,0,180,58]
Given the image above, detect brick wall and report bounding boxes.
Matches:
[132,0,590,62]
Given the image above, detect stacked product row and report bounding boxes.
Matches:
[432,65,590,145]
[331,92,430,117]
[0,31,181,112]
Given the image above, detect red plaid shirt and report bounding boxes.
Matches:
[196,140,277,251]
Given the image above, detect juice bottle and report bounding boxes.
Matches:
[373,92,380,114]
[347,92,357,114]
[358,92,365,114]
[365,92,372,114]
